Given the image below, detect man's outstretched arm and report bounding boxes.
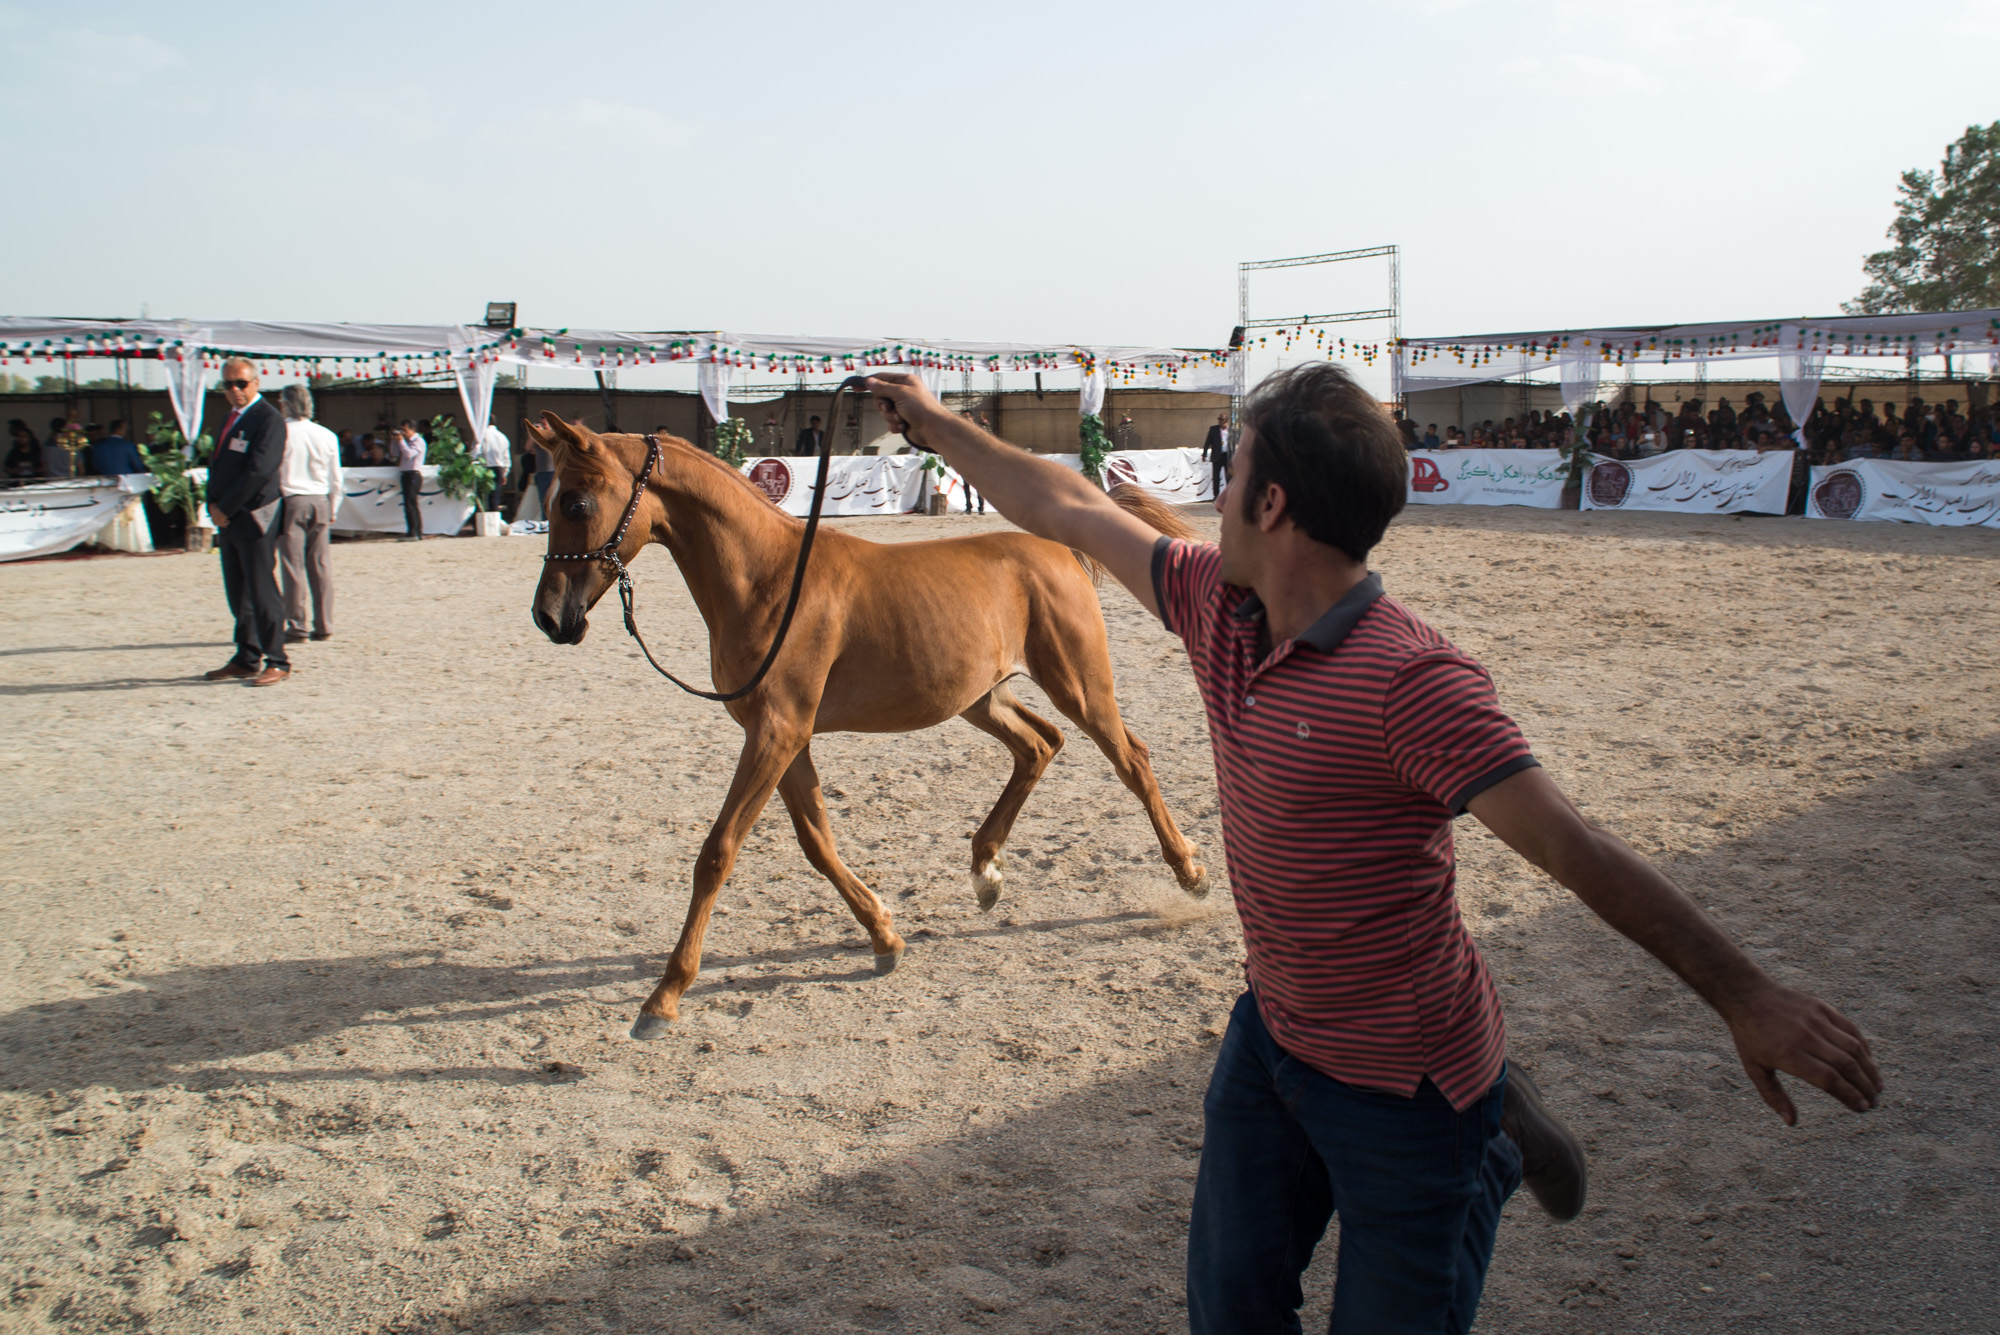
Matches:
[864,372,1170,618]
[1467,765,1883,1125]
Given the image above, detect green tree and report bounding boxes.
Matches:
[1847,121,2000,314]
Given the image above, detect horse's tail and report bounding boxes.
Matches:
[1074,482,1201,585]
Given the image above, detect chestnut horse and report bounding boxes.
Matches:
[529,415,1206,1039]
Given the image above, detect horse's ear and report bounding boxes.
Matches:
[526,418,555,447]
[540,412,599,457]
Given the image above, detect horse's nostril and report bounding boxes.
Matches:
[534,607,560,639]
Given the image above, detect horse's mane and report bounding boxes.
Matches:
[642,432,806,526]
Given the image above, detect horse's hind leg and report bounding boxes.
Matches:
[1030,643,1207,897]
[776,744,907,973]
[958,682,1065,911]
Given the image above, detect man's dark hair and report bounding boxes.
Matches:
[108,418,125,434]
[808,415,821,425]
[1239,362,1406,563]
[400,419,417,430]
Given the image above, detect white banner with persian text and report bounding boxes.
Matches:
[738,447,1218,517]
[1581,449,1793,515]
[740,455,934,517]
[0,475,156,562]
[1807,459,2000,528]
[1407,449,1566,508]
[334,466,477,536]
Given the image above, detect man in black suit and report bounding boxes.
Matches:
[202,358,292,686]
[793,414,825,456]
[1200,412,1230,500]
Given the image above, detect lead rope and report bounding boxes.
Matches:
[549,377,854,704]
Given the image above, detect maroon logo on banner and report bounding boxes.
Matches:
[747,459,792,506]
[1588,460,1632,508]
[1107,457,1140,487]
[1411,457,1448,493]
[1813,469,1865,520]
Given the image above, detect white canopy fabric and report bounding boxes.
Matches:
[0,317,1233,434]
[1396,310,2000,393]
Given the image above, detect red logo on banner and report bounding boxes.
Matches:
[747,459,793,506]
[1411,458,1448,493]
[1813,469,1865,520]
[1588,460,1632,508]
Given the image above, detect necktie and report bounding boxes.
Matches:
[220,409,242,442]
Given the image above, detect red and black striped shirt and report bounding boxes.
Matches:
[1153,538,1534,1111]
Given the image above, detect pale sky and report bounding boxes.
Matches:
[4,0,1996,365]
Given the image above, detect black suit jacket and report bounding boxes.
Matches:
[1201,425,1229,460]
[793,427,825,456]
[205,398,288,520]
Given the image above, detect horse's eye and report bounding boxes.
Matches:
[563,493,593,521]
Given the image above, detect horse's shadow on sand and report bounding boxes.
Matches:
[0,912,1157,1096]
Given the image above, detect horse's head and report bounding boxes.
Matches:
[530,413,657,645]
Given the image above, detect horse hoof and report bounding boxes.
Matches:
[873,947,904,976]
[1178,863,1210,898]
[972,862,1004,912]
[629,1011,673,1041]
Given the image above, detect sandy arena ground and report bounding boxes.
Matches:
[2,505,1997,1334]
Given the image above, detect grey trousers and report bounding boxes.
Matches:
[280,494,334,636]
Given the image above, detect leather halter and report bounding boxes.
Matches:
[540,378,849,703]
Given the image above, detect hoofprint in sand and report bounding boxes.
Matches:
[2,508,1995,1333]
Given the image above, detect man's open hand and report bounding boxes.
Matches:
[862,372,942,449]
[1726,980,1881,1124]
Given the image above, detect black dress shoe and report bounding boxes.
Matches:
[309,631,332,641]
[284,631,309,644]
[1503,1065,1587,1221]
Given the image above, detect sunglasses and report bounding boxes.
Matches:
[222,378,253,390]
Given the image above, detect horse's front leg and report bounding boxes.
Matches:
[631,723,804,1039]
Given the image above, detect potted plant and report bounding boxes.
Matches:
[713,418,754,468]
[1078,413,1113,487]
[139,411,215,552]
[425,415,494,507]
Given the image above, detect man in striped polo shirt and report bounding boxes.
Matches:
[864,364,1879,1333]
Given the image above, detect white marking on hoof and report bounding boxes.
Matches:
[629,1012,673,1041]
[973,860,1004,911]
[874,947,904,976]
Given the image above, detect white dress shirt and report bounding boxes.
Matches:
[478,424,510,469]
[396,433,427,471]
[280,419,344,498]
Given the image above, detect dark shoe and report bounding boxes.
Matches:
[248,666,291,687]
[284,630,309,644]
[397,535,420,543]
[1503,1065,1587,1221]
[309,631,332,641]
[204,662,257,681]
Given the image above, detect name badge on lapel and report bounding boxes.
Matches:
[227,435,248,453]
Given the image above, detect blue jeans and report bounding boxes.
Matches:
[1187,991,1521,1335]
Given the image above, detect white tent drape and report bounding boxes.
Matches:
[1079,351,1107,417]
[697,360,733,424]
[163,345,210,446]
[1558,353,1599,416]
[450,351,499,443]
[1779,333,1825,446]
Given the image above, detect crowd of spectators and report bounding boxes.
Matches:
[1399,390,2000,466]
[5,415,148,480]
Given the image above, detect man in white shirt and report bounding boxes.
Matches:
[278,385,343,642]
[394,420,428,541]
[477,422,511,513]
